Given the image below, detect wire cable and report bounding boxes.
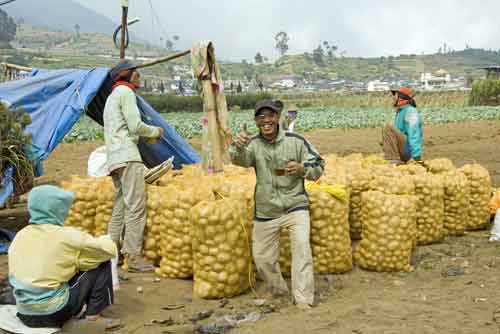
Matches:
[0,0,17,6]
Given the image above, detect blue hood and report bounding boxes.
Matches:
[27,185,74,226]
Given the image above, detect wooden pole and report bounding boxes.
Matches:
[133,50,191,69]
[1,62,32,72]
[120,0,129,59]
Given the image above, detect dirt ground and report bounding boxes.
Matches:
[1,120,500,334]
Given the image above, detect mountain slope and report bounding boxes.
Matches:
[3,0,118,35]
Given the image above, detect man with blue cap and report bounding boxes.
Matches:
[104,60,163,272]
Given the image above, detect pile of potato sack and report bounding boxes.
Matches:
[60,154,492,299]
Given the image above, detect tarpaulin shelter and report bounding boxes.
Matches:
[0,67,200,206]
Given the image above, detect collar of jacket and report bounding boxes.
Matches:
[258,125,285,144]
[396,104,411,113]
[112,81,136,91]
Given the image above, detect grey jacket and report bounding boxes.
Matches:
[230,128,325,220]
[103,85,160,171]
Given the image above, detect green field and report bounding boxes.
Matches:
[64,106,500,142]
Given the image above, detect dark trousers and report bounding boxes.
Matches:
[17,261,114,328]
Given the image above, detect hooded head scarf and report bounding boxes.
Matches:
[28,185,74,226]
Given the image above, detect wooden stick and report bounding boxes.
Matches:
[120,5,128,59]
[1,62,32,72]
[133,50,190,69]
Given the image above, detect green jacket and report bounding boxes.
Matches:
[103,85,160,171]
[230,128,325,220]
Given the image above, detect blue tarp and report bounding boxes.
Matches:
[0,67,200,206]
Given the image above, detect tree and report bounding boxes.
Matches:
[274,31,289,57]
[312,45,325,66]
[236,81,242,93]
[254,52,263,64]
[165,39,174,51]
[73,23,80,39]
[159,81,165,94]
[327,45,338,58]
[173,35,179,41]
[0,9,16,44]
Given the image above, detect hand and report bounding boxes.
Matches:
[157,127,164,139]
[152,127,164,143]
[234,125,250,149]
[285,161,304,176]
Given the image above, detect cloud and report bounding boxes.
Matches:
[75,0,500,60]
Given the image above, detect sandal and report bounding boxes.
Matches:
[128,255,155,273]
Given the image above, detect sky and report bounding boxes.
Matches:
[75,0,500,61]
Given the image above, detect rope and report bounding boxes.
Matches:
[113,24,129,50]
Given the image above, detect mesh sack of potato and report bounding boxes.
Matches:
[94,177,114,237]
[441,170,469,236]
[425,158,455,174]
[362,154,389,168]
[396,163,427,176]
[353,191,417,272]
[411,173,445,245]
[459,164,492,231]
[368,173,415,196]
[156,183,215,279]
[213,175,256,223]
[191,197,254,299]
[61,176,99,234]
[143,185,168,265]
[308,184,352,274]
[279,182,352,275]
[346,166,373,239]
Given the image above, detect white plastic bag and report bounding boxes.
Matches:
[87,146,108,177]
[489,209,500,242]
[111,256,120,291]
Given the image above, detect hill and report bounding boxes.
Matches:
[221,49,500,82]
[2,23,500,84]
[3,0,118,35]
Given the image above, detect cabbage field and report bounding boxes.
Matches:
[64,106,500,142]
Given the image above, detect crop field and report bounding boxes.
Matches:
[65,106,500,142]
[278,90,470,108]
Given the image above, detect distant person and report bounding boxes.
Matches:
[382,87,423,164]
[8,185,120,330]
[282,104,298,132]
[230,99,325,310]
[104,60,163,273]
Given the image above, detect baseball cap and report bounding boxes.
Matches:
[109,59,136,81]
[390,87,414,100]
[254,99,284,117]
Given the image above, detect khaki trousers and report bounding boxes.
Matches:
[108,162,147,256]
[382,123,409,164]
[252,210,314,305]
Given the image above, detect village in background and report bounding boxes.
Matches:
[1,3,500,97]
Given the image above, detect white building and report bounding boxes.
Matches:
[420,69,451,90]
[367,80,390,92]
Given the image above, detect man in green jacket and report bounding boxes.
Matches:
[104,60,163,273]
[230,100,325,309]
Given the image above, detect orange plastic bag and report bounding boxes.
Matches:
[490,191,500,216]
